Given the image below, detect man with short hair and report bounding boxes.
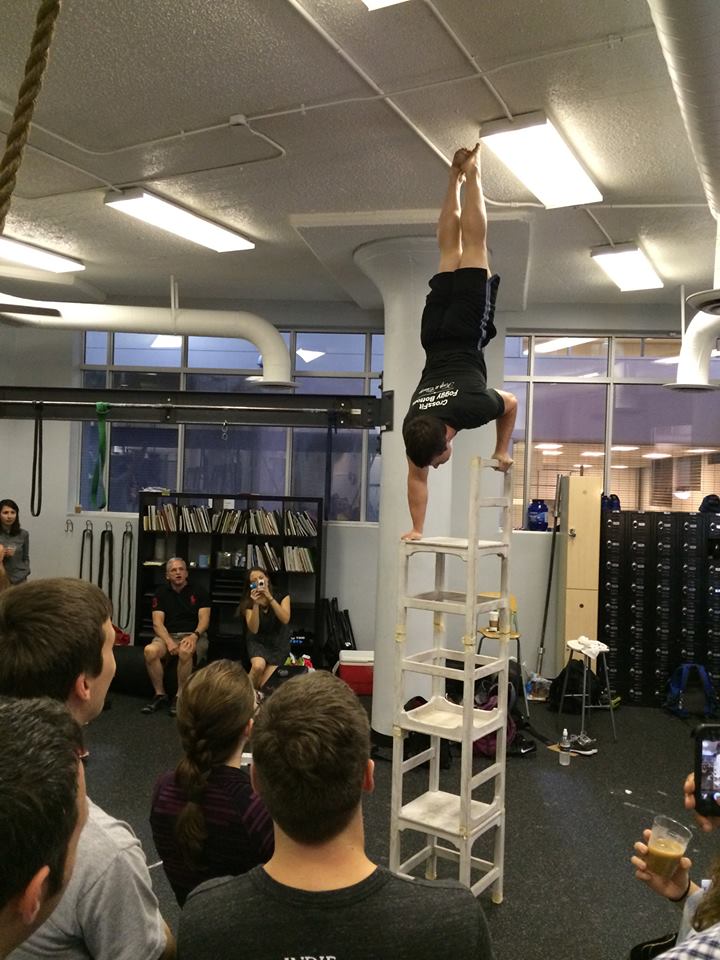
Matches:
[178,671,495,960]
[142,557,211,716]
[0,697,87,960]
[0,578,175,960]
[402,144,517,540]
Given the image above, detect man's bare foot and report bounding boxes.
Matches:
[492,453,513,473]
[451,147,470,168]
[460,142,480,175]
[401,529,424,541]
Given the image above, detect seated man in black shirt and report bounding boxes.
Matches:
[142,557,211,716]
[402,144,517,541]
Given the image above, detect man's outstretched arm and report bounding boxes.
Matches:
[402,459,429,541]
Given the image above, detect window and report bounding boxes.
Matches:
[79,330,382,519]
[505,334,720,527]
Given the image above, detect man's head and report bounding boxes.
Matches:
[403,416,451,468]
[0,697,87,958]
[0,578,115,724]
[251,672,371,845]
[166,557,189,591]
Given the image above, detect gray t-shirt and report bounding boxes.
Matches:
[10,799,166,960]
[178,864,495,960]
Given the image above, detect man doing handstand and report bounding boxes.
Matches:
[402,144,517,541]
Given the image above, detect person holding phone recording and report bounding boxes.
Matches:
[237,568,291,690]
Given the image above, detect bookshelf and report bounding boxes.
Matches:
[135,491,323,661]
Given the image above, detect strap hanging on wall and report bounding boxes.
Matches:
[117,521,134,631]
[90,402,110,509]
[97,521,114,601]
[79,520,93,581]
[30,401,43,516]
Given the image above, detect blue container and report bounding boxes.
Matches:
[527,499,549,531]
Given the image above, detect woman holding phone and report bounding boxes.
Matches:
[0,499,30,587]
[237,567,291,690]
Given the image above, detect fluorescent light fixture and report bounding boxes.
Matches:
[362,0,410,7]
[674,490,692,500]
[535,443,562,450]
[480,111,602,208]
[542,450,562,456]
[0,236,85,273]
[533,336,599,355]
[611,465,629,470]
[643,452,672,459]
[653,355,680,365]
[581,451,604,457]
[591,243,663,292]
[150,335,182,349]
[580,371,600,378]
[296,349,325,364]
[573,464,593,468]
[104,189,254,252]
[686,448,716,454]
[611,445,639,452]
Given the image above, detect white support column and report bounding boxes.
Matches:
[354,237,454,737]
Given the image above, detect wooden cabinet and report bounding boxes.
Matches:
[556,475,602,666]
[135,492,323,660]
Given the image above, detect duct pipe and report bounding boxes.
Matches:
[646,0,720,389]
[0,291,294,385]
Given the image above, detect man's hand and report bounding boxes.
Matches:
[179,634,197,655]
[631,828,692,899]
[165,637,179,656]
[685,772,720,832]
[401,529,424,541]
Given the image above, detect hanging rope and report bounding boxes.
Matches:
[0,0,63,235]
[30,401,43,517]
[90,402,110,509]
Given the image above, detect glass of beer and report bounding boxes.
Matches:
[645,815,692,880]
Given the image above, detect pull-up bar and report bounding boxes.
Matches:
[0,386,394,430]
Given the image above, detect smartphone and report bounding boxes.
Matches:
[694,723,720,816]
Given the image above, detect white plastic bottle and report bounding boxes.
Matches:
[559,728,571,766]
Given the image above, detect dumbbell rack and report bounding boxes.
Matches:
[389,457,512,901]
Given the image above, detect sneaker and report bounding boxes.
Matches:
[569,732,598,756]
[168,697,178,718]
[141,694,168,715]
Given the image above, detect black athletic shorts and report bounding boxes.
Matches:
[420,267,500,353]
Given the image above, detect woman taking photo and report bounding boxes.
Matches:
[237,567,291,690]
[0,499,30,587]
[150,659,274,906]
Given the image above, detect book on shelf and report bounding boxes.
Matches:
[282,545,315,573]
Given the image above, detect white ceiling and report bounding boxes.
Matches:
[0,0,716,315]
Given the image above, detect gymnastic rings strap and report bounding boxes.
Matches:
[98,522,114,600]
[30,401,43,517]
[79,520,93,581]
[90,402,110,509]
[117,522,134,630]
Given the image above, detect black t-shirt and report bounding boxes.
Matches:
[404,352,501,432]
[152,582,211,633]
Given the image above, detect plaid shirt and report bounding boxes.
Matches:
[660,923,720,960]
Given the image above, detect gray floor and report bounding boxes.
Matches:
[86,689,707,960]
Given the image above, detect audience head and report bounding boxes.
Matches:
[403,416,448,468]
[0,697,87,958]
[175,660,256,866]
[251,671,371,845]
[0,499,20,535]
[0,578,115,723]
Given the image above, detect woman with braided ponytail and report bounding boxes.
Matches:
[150,660,274,906]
